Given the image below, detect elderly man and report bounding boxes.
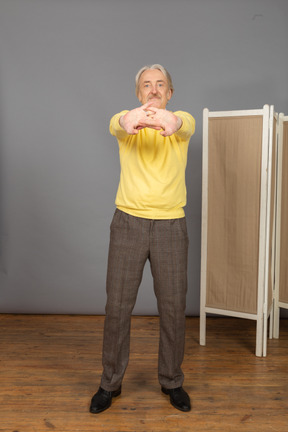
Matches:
[90,64,195,414]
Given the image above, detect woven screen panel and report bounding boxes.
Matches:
[206,116,263,314]
[279,121,288,303]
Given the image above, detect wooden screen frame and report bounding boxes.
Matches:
[200,105,276,357]
[273,114,288,338]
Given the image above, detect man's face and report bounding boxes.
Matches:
[137,69,172,109]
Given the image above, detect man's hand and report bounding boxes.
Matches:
[119,103,182,136]
[137,107,182,137]
[119,102,160,135]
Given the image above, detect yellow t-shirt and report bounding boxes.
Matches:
[109,110,195,219]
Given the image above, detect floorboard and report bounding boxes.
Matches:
[0,315,287,432]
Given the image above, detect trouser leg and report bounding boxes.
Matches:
[149,217,189,389]
[100,210,149,391]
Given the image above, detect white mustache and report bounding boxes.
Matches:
[148,95,161,100]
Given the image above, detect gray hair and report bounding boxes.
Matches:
[135,64,174,97]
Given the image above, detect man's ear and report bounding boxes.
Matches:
[137,92,143,105]
[167,89,173,102]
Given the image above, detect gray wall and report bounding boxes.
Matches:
[0,0,287,314]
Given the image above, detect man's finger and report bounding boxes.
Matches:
[141,101,154,110]
[144,106,159,113]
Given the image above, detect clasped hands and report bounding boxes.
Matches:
[119,102,182,137]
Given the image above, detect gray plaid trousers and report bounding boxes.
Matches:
[100,209,189,390]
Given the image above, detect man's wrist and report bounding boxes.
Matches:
[119,115,125,129]
[176,116,183,131]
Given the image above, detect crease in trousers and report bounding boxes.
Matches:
[100,209,189,391]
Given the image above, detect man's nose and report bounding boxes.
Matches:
[151,84,157,93]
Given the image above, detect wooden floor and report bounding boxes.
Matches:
[0,315,287,432]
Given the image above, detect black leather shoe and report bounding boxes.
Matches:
[89,386,121,414]
[161,386,191,412]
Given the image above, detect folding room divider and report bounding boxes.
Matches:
[273,114,288,338]
[200,105,277,357]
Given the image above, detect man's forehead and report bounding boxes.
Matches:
[139,69,167,82]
